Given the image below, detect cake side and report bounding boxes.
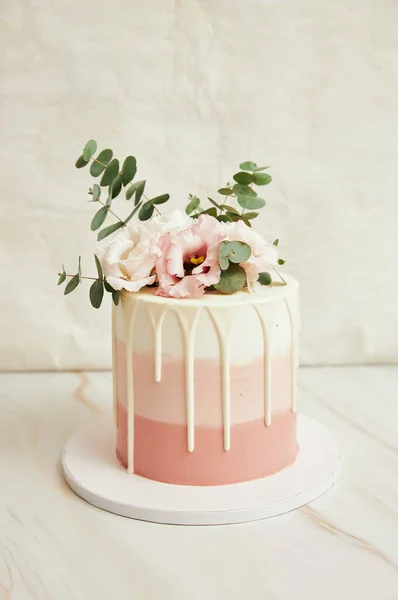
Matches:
[114,277,299,485]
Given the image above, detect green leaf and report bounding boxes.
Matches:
[124,201,142,224]
[242,212,259,220]
[214,263,247,294]
[90,279,104,309]
[273,238,279,247]
[207,197,222,210]
[258,272,272,286]
[110,174,123,200]
[233,172,254,185]
[57,267,66,285]
[278,258,285,265]
[92,184,101,201]
[151,193,170,205]
[219,240,251,265]
[252,165,271,172]
[90,149,113,177]
[97,221,124,241]
[91,206,109,231]
[239,161,258,171]
[139,200,155,221]
[82,139,97,161]
[222,205,239,215]
[104,280,114,293]
[200,207,217,218]
[94,254,103,280]
[100,159,119,186]
[253,172,272,186]
[122,156,137,186]
[112,290,121,305]
[185,196,200,215]
[218,188,233,196]
[233,183,256,197]
[64,274,80,295]
[237,196,266,210]
[217,214,233,223]
[219,254,229,270]
[75,155,89,169]
[126,179,146,204]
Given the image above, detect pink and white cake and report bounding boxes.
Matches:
[59,145,302,490]
[113,277,299,486]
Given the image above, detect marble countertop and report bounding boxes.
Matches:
[0,366,397,599]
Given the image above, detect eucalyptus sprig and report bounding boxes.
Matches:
[58,255,120,308]
[76,139,171,240]
[184,160,272,227]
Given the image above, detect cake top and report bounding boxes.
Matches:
[58,140,287,309]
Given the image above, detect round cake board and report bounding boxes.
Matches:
[62,415,341,525]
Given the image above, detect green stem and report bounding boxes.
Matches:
[98,199,125,224]
[272,266,287,285]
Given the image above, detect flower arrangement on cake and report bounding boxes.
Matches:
[57,139,286,305]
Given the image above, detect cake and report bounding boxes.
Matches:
[113,278,299,485]
[59,141,300,489]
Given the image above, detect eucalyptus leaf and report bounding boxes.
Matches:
[57,268,66,285]
[122,156,137,186]
[233,183,256,197]
[151,193,170,205]
[217,214,233,223]
[97,221,124,241]
[258,272,272,286]
[110,174,123,199]
[90,149,113,177]
[219,240,251,264]
[89,279,104,309]
[64,274,80,295]
[218,188,233,196]
[253,172,272,186]
[92,184,101,201]
[126,179,146,204]
[222,205,239,214]
[82,139,97,161]
[100,159,119,186]
[219,254,229,270]
[94,254,103,280]
[185,196,200,215]
[139,200,155,221]
[207,197,222,210]
[214,263,246,294]
[239,161,258,171]
[104,280,114,293]
[91,206,109,231]
[233,172,254,185]
[75,155,89,169]
[273,239,279,247]
[112,290,121,305]
[200,207,217,218]
[242,211,259,219]
[252,165,271,172]
[124,201,142,224]
[237,196,266,210]
[278,258,285,265]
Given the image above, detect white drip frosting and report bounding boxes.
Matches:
[116,276,299,473]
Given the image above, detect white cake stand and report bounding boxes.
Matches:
[62,415,341,525]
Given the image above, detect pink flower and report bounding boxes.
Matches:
[224,220,278,283]
[156,215,225,298]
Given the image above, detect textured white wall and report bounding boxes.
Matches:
[1,0,398,370]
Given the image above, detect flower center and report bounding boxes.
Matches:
[183,255,205,275]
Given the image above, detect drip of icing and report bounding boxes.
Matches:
[111,303,118,426]
[146,305,168,383]
[207,307,236,451]
[121,296,138,473]
[253,303,278,426]
[284,296,298,413]
[175,307,202,452]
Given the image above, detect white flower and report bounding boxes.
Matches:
[97,210,191,292]
[224,220,278,283]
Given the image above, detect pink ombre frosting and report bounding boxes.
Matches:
[113,278,300,486]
